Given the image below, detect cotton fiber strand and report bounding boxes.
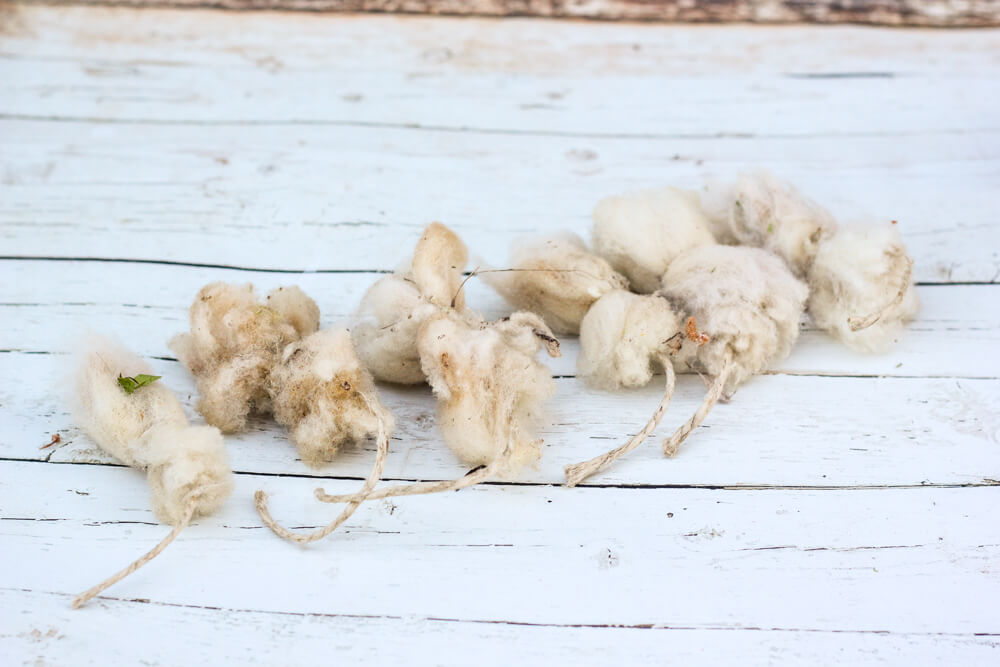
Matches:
[487,233,628,334]
[592,187,716,293]
[70,335,232,608]
[808,223,919,352]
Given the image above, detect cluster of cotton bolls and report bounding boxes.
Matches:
[68,171,917,608]
[493,170,919,485]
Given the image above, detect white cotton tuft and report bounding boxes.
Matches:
[661,245,808,391]
[170,282,318,432]
[268,327,395,468]
[410,221,470,308]
[701,170,838,277]
[577,290,683,390]
[72,335,233,525]
[807,223,919,352]
[592,187,716,293]
[417,310,559,477]
[488,233,628,335]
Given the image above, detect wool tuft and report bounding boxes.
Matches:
[807,223,919,352]
[592,187,716,293]
[71,335,232,607]
[170,282,319,432]
[268,327,395,468]
[701,171,838,277]
[487,233,628,334]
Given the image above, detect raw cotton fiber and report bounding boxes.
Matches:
[701,170,838,277]
[268,327,395,468]
[808,222,919,352]
[71,334,232,608]
[353,222,471,384]
[170,282,319,432]
[658,244,808,456]
[487,233,628,335]
[592,187,716,293]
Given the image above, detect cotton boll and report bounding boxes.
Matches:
[564,290,685,486]
[577,290,683,390]
[808,223,919,352]
[268,328,395,468]
[170,282,317,432]
[352,275,438,384]
[703,171,838,276]
[417,311,558,476]
[662,245,808,391]
[266,285,321,338]
[592,187,716,293]
[71,335,233,608]
[410,221,470,308]
[488,233,628,334]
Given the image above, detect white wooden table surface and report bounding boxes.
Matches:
[2,5,999,664]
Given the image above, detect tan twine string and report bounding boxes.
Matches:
[71,481,228,609]
[662,357,733,458]
[254,392,391,545]
[564,359,676,487]
[316,399,517,505]
[847,255,914,332]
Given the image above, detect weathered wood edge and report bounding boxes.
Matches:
[10,0,1000,27]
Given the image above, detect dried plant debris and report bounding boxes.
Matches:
[170,282,320,433]
[808,223,919,352]
[592,186,716,293]
[658,244,808,456]
[487,232,628,335]
[71,335,232,608]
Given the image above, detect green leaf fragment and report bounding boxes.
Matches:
[118,373,162,395]
[767,223,774,233]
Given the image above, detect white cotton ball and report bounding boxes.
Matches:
[73,335,232,525]
[661,245,808,390]
[702,170,838,276]
[592,186,716,293]
[269,327,395,468]
[170,282,317,432]
[577,290,683,390]
[417,311,558,477]
[488,233,628,335]
[352,274,438,384]
[808,223,919,352]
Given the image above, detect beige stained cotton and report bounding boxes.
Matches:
[71,335,232,608]
[170,282,319,432]
[592,186,716,294]
[487,233,628,335]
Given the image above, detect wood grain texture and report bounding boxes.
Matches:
[1,5,998,664]
[17,0,1000,27]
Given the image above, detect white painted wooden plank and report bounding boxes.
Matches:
[2,119,998,282]
[2,8,999,135]
[2,461,998,634]
[0,590,998,666]
[4,587,998,667]
[4,350,998,486]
